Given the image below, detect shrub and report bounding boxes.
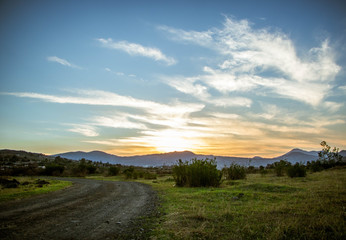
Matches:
[286,163,307,178]
[71,165,87,177]
[86,165,97,174]
[108,166,120,176]
[259,166,268,176]
[123,166,135,179]
[144,171,157,180]
[307,141,345,172]
[172,158,222,187]
[44,164,65,176]
[0,178,20,188]
[273,160,291,177]
[223,164,246,180]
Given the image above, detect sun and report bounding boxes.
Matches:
[148,130,202,153]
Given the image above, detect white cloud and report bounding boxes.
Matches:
[158,25,213,47]
[47,56,81,69]
[91,115,147,130]
[339,85,346,92]
[67,124,99,137]
[4,89,204,117]
[97,38,176,65]
[323,101,343,112]
[105,67,134,77]
[160,16,341,106]
[163,75,252,107]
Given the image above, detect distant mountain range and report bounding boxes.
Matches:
[52,148,346,168]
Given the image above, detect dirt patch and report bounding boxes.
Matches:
[0,178,158,240]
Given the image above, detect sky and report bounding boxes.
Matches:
[1,0,346,157]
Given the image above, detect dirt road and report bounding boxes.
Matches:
[0,178,158,240]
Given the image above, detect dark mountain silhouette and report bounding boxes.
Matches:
[52,148,333,168]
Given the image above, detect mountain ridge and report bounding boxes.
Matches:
[52,148,346,168]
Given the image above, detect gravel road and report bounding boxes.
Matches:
[0,178,158,240]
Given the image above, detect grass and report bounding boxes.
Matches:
[0,177,72,202]
[3,168,344,239]
[136,167,346,239]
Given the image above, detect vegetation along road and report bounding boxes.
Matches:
[0,178,158,240]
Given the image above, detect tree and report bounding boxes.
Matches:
[318,141,342,163]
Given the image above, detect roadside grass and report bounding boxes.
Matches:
[136,167,346,240]
[0,177,72,202]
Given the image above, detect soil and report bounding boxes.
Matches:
[0,178,159,240]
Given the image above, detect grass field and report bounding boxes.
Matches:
[135,167,345,240]
[0,177,72,202]
[2,167,344,239]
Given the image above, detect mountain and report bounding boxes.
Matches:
[53,150,197,167]
[52,148,333,168]
[54,150,120,163]
[339,150,346,157]
[272,148,319,164]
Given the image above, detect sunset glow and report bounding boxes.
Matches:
[1,1,345,157]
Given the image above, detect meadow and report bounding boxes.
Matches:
[135,167,345,240]
[1,160,345,239]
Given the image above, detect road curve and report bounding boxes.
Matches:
[0,178,158,240]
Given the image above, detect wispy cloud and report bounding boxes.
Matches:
[66,124,99,137]
[47,56,81,69]
[97,38,176,65]
[158,25,213,47]
[160,16,341,106]
[163,75,252,107]
[3,89,204,116]
[105,67,133,77]
[91,115,148,130]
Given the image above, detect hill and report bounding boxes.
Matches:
[52,148,332,168]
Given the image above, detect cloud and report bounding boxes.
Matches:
[160,16,341,106]
[3,89,204,116]
[97,38,176,65]
[157,25,213,47]
[323,101,343,112]
[163,75,252,107]
[91,115,148,130]
[47,56,81,69]
[67,124,99,137]
[105,67,133,77]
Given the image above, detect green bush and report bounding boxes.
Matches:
[144,171,157,180]
[286,163,307,178]
[123,166,135,179]
[108,166,120,176]
[44,164,65,176]
[273,160,291,177]
[86,165,97,174]
[307,141,345,172]
[223,164,246,180]
[173,158,222,187]
[259,166,268,176]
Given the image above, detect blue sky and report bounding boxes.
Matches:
[1,0,345,157]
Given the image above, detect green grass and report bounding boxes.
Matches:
[0,177,72,202]
[137,167,346,240]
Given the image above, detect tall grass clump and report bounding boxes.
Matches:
[223,164,246,180]
[172,158,222,187]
